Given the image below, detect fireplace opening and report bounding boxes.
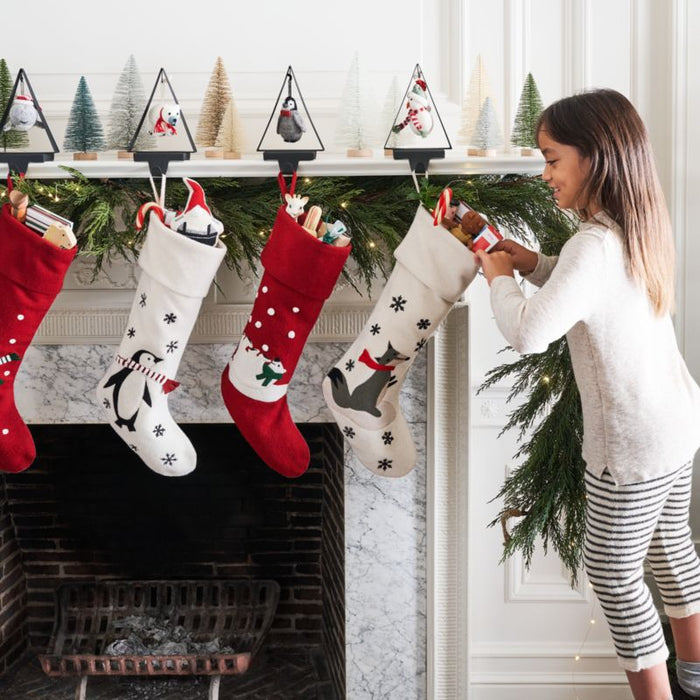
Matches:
[0,423,345,699]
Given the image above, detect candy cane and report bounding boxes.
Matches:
[433,187,453,227]
[136,201,165,231]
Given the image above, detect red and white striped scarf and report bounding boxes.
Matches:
[115,354,180,394]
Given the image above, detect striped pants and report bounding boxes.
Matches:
[583,462,700,672]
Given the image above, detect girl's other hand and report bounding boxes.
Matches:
[490,239,539,275]
[474,250,515,285]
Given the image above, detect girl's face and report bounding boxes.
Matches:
[538,129,598,214]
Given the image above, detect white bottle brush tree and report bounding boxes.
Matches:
[196,57,232,156]
[335,52,377,157]
[380,75,403,153]
[511,72,544,155]
[215,97,244,159]
[0,59,29,149]
[63,76,106,159]
[106,55,153,157]
[459,54,493,155]
[473,96,502,156]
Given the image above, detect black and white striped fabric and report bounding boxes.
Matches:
[584,461,700,672]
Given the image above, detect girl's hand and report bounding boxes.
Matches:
[490,239,539,274]
[474,249,515,285]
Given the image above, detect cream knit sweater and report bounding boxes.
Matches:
[489,212,700,484]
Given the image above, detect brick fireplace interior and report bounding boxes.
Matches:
[0,423,345,699]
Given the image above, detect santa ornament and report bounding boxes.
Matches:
[0,204,76,473]
[392,79,434,138]
[221,194,351,478]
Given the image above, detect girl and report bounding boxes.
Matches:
[475,89,700,700]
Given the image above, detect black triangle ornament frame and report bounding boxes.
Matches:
[385,63,451,175]
[0,68,59,176]
[257,66,324,174]
[128,68,197,177]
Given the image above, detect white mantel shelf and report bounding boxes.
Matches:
[1,153,545,179]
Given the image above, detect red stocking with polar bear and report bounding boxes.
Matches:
[221,204,350,478]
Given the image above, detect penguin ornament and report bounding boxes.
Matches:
[102,349,163,432]
[276,96,306,143]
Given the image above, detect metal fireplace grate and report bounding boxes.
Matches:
[39,580,280,699]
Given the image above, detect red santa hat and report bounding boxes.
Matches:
[182,178,213,215]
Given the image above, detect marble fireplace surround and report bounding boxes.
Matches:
[17,280,470,700]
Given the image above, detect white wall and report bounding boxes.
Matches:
[3,2,697,698]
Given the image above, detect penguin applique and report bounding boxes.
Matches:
[102,349,162,432]
[276,96,306,143]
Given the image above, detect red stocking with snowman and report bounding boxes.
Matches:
[221,181,351,478]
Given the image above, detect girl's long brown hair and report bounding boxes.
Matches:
[537,89,675,316]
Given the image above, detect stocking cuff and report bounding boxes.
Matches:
[261,206,351,300]
[394,205,478,303]
[0,204,77,296]
[139,214,226,298]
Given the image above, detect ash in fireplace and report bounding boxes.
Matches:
[104,615,235,657]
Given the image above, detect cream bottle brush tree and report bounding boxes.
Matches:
[215,98,243,159]
[196,57,232,157]
[459,54,494,155]
[335,52,377,157]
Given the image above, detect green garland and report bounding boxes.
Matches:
[5,168,584,579]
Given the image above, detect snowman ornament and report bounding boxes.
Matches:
[392,79,434,138]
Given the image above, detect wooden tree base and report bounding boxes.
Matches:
[384,149,393,157]
[205,148,224,159]
[223,151,242,160]
[347,148,372,158]
[475,149,496,157]
[467,147,479,156]
[520,147,536,156]
[73,153,98,161]
[117,151,134,160]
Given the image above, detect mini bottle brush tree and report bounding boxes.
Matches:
[459,54,493,156]
[511,72,544,155]
[381,76,402,155]
[215,98,243,159]
[196,57,233,157]
[106,55,153,158]
[63,76,105,159]
[335,52,377,157]
[473,96,502,156]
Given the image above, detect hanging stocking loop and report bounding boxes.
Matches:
[277,170,297,199]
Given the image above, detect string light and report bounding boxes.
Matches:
[304,177,311,184]
[541,375,550,385]
[340,201,348,209]
[368,241,376,248]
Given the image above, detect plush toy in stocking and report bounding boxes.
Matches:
[0,203,77,473]
[221,199,351,478]
[97,180,226,476]
[323,205,478,477]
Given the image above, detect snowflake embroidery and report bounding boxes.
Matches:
[127,327,136,339]
[415,338,427,352]
[345,359,355,372]
[139,293,147,308]
[128,444,138,453]
[417,318,431,330]
[343,426,356,439]
[166,340,178,354]
[161,453,177,466]
[102,398,111,409]
[163,313,177,325]
[390,295,406,313]
[382,431,394,445]
[377,458,393,472]
[370,324,381,336]
[153,424,165,437]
